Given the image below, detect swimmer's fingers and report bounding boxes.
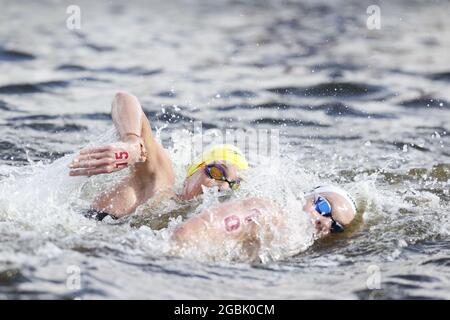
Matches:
[79,145,115,155]
[72,151,114,163]
[69,158,115,170]
[69,165,118,177]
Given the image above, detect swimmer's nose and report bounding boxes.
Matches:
[217,181,230,192]
[314,216,332,234]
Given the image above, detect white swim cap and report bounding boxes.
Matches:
[307,185,357,214]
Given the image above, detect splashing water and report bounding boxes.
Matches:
[0,127,320,268]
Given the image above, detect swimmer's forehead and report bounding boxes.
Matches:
[306,189,355,208]
[307,190,350,205]
[308,186,355,207]
[207,160,233,169]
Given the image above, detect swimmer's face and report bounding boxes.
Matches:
[303,191,356,237]
[180,161,241,200]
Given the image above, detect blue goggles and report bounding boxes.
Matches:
[314,195,345,233]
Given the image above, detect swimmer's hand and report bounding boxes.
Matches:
[68,136,147,176]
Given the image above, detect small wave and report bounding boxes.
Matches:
[13,122,87,133]
[77,113,112,121]
[309,62,361,72]
[318,102,396,119]
[5,114,88,133]
[428,71,450,82]
[56,64,88,72]
[0,139,68,164]
[340,164,449,187]
[314,135,362,141]
[416,126,448,134]
[250,118,330,127]
[215,102,316,112]
[422,257,450,266]
[99,67,162,76]
[145,107,195,124]
[256,102,295,110]
[0,268,28,286]
[0,81,70,95]
[85,43,115,52]
[218,90,258,99]
[73,77,111,83]
[8,113,112,122]
[399,96,449,109]
[0,140,28,163]
[391,274,439,283]
[157,91,177,98]
[0,100,14,111]
[56,64,162,76]
[0,49,35,62]
[267,82,385,99]
[215,102,293,111]
[391,141,430,152]
[0,84,44,94]
[7,114,60,121]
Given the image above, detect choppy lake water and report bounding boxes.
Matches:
[0,0,449,299]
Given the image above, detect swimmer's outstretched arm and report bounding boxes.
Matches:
[171,198,284,257]
[69,91,175,217]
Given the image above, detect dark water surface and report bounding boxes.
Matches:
[0,0,449,299]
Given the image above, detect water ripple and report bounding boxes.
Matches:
[267,82,386,99]
[0,49,35,62]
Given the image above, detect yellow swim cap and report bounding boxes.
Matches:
[186,144,249,177]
